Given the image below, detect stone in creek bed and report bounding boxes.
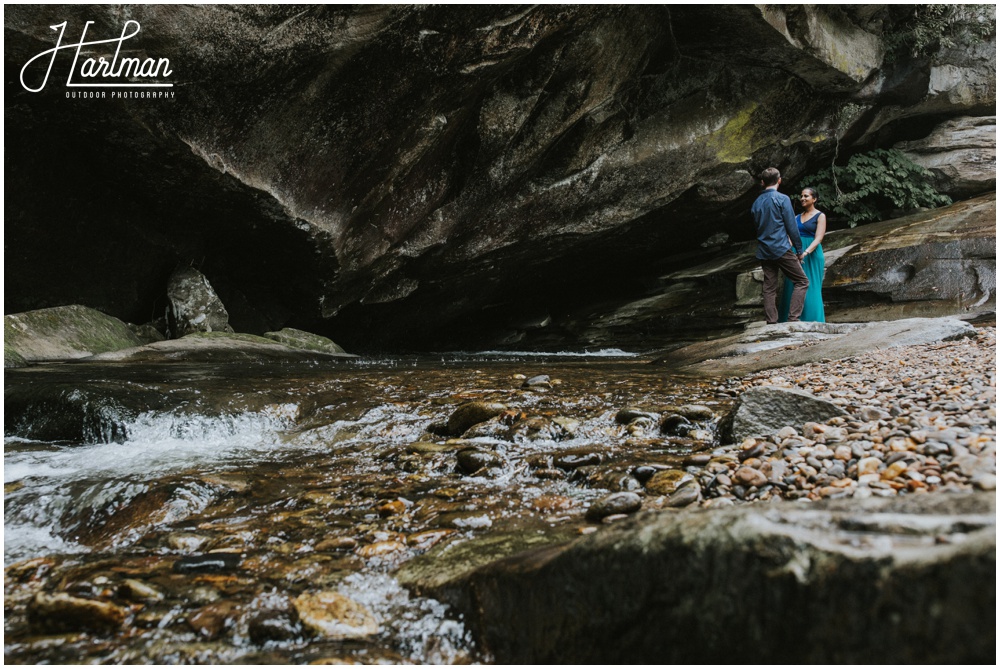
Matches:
[633,464,670,483]
[585,492,643,522]
[554,448,604,470]
[684,453,712,468]
[27,592,127,632]
[173,552,241,574]
[445,401,509,436]
[734,467,767,488]
[645,469,693,496]
[665,484,701,508]
[615,407,660,424]
[522,374,552,388]
[188,600,238,640]
[293,591,379,640]
[677,404,715,421]
[316,536,359,551]
[660,414,695,437]
[535,468,568,480]
[457,447,501,474]
[248,608,303,643]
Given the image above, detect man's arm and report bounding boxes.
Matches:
[781,196,803,254]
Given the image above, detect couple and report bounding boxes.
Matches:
[751,167,826,324]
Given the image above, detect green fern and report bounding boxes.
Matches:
[797,149,951,227]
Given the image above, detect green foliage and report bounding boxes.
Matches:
[885,5,995,61]
[797,149,951,227]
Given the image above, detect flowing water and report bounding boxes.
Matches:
[4,353,725,663]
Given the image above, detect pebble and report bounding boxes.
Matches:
[173,553,241,574]
[645,470,693,496]
[293,591,379,639]
[585,492,642,521]
[27,592,127,632]
[712,329,996,506]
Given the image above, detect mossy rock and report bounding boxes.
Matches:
[263,328,347,355]
[5,305,143,365]
[5,343,28,368]
[85,331,355,363]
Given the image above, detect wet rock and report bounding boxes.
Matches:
[188,600,238,640]
[683,454,713,467]
[173,552,242,574]
[632,464,670,484]
[168,533,210,553]
[535,468,568,480]
[587,468,643,492]
[457,448,501,474]
[406,529,457,551]
[616,407,660,424]
[585,492,643,522]
[315,536,359,552]
[293,591,379,640]
[445,402,509,436]
[665,484,701,508]
[167,266,233,337]
[677,405,715,421]
[522,375,551,389]
[720,386,847,443]
[553,448,604,470]
[356,541,407,558]
[119,579,164,602]
[660,414,695,437]
[507,416,571,442]
[248,608,303,644]
[27,592,127,632]
[645,470,693,496]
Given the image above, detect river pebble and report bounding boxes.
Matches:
[711,328,995,505]
[585,492,642,521]
[293,591,379,639]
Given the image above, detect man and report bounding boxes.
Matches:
[750,167,809,323]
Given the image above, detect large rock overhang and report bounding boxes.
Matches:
[5,6,995,351]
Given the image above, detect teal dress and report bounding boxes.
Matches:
[779,211,825,322]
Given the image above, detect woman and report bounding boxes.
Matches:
[779,187,826,322]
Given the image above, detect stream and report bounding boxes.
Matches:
[4,352,725,663]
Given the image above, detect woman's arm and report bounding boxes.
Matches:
[804,213,827,255]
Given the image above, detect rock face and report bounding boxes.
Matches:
[4,305,144,365]
[658,316,977,377]
[896,116,996,198]
[166,267,233,337]
[4,6,995,351]
[410,492,996,664]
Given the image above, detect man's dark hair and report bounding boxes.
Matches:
[759,167,781,187]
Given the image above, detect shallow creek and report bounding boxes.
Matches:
[4,352,724,663]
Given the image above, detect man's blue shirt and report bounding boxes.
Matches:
[751,187,802,260]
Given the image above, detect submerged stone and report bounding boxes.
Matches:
[293,591,379,639]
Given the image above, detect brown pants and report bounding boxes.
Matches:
[761,250,808,323]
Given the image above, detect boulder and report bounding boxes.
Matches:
[4,305,144,364]
[719,386,847,443]
[82,332,355,364]
[263,328,346,354]
[166,267,233,337]
[895,116,996,199]
[418,492,995,664]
